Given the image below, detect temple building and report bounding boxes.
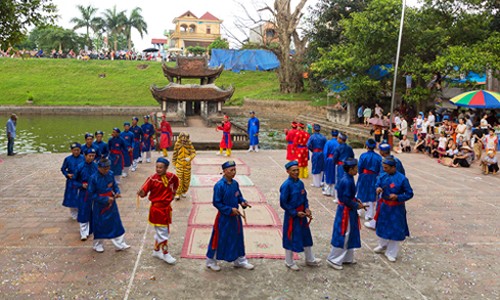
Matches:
[169,11,223,50]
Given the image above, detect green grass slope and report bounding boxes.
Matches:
[0,58,326,106]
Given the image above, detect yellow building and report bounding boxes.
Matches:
[169,11,223,50]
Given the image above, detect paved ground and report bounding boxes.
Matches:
[0,150,498,299]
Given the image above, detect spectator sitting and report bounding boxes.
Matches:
[483,128,498,154]
[399,135,411,152]
[429,139,440,158]
[414,134,426,153]
[450,145,473,168]
[445,143,458,158]
[481,150,499,174]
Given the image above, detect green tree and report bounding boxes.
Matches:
[0,0,57,49]
[187,46,207,56]
[29,25,84,53]
[102,6,126,51]
[70,5,102,50]
[208,37,229,53]
[123,7,148,51]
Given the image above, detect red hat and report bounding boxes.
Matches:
[291,121,297,128]
[298,122,305,128]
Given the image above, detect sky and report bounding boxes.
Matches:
[51,0,419,51]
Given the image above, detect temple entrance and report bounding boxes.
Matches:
[185,101,201,116]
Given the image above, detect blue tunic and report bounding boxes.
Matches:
[356,150,382,203]
[93,141,109,159]
[307,133,327,174]
[331,173,361,249]
[61,154,84,208]
[130,125,143,159]
[333,143,355,186]
[141,123,155,151]
[375,172,414,241]
[280,177,313,252]
[206,177,247,262]
[120,130,134,168]
[81,143,101,160]
[74,160,98,224]
[323,138,339,185]
[247,116,260,146]
[88,170,125,239]
[108,136,127,176]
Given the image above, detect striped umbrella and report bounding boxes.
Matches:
[450,90,500,108]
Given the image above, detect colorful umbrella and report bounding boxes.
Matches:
[450,90,500,109]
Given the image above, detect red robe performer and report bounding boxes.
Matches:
[138,157,179,264]
[216,115,233,156]
[293,123,310,178]
[158,115,173,158]
[286,122,298,161]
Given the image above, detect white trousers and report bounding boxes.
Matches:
[94,234,128,250]
[79,222,90,238]
[70,208,78,220]
[122,166,129,176]
[114,175,121,185]
[323,184,335,196]
[155,226,169,243]
[312,173,323,187]
[206,252,249,266]
[327,217,355,265]
[132,158,139,170]
[378,238,400,258]
[285,246,316,266]
[142,151,151,162]
[358,202,375,219]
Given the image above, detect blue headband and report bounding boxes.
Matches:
[98,159,111,167]
[379,143,391,152]
[382,156,397,166]
[95,130,104,136]
[132,117,139,121]
[339,133,347,141]
[123,122,131,126]
[84,148,96,155]
[366,138,377,149]
[344,157,358,167]
[85,133,94,139]
[143,115,150,119]
[222,160,236,170]
[285,161,298,170]
[70,142,81,149]
[113,127,121,133]
[157,157,170,166]
[331,130,339,137]
[313,124,321,131]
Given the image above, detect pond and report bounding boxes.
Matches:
[0,114,292,154]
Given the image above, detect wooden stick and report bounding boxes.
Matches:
[242,209,248,225]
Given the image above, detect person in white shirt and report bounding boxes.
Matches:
[400,117,408,136]
[427,111,436,134]
[420,117,429,138]
[455,118,467,143]
[374,103,383,118]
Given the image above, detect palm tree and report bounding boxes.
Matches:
[70,5,100,49]
[102,5,126,51]
[123,7,148,51]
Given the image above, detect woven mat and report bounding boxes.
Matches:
[190,175,254,187]
[189,186,266,204]
[188,203,281,227]
[192,157,245,165]
[192,164,251,175]
[181,226,287,259]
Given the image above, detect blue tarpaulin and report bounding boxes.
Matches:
[209,49,280,72]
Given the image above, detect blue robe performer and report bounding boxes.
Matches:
[280,161,321,271]
[120,122,134,178]
[74,148,98,240]
[364,143,406,230]
[88,158,130,253]
[141,115,155,163]
[130,117,143,171]
[322,130,339,196]
[206,161,254,272]
[307,124,327,188]
[373,156,414,262]
[327,158,365,270]
[108,128,128,184]
[247,111,260,152]
[93,130,109,160]
[356,139,382,220]
[81,133,101,161]
[61,142,84,220]
[333,133,355,201]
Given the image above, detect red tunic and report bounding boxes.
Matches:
[217,121,233,149]
[293,130,310,167]
[141,172,179,226]
[159,120,173,149]
[286,129,298,160]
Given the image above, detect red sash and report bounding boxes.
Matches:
[363,169,376,174]
[337,161,344,165]
[287,205,308,240]
[210,211,241,250]
[313,149,323,153]
[110,149,124,168]
[337,199,361,236]
[99,191,113,215]
[373,199,404,221]
[327,154,334,158]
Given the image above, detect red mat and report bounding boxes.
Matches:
[192,164,251,175]
[188,203,281,227]
[189,186,266,204]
